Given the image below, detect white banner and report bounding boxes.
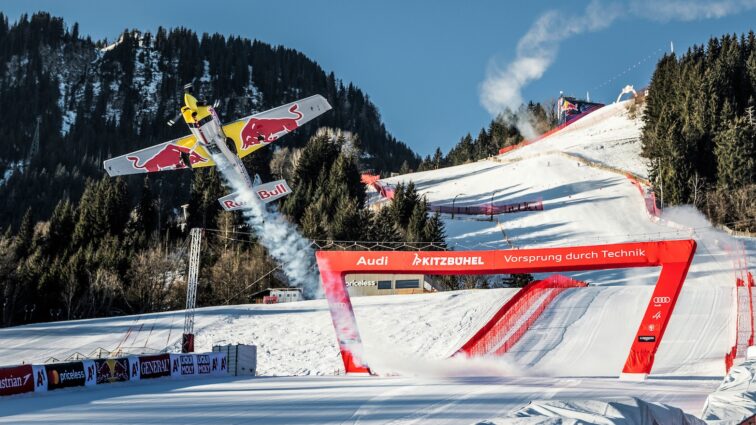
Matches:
[82,360,97,387]
[170,354,197,378]
[128,356,140,382]
[32,364,47,393]
[210,352,228,376]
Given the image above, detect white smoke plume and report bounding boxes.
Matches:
[480,0,619,138]
[480,0,756,136]
[211,154,323,299]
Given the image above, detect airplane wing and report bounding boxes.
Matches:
[223,94,332,159]
[103,135,215,177]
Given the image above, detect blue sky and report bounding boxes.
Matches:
[2,1,756,156]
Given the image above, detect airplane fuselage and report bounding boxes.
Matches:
[180,93,253,189]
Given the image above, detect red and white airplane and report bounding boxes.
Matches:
[104,85,331,211]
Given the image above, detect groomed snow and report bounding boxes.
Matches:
[0,374,721,424]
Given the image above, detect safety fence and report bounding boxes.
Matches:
[626,174,660,218]
[726,271,755,373]
[361,173,395,200]
[0,351,227,397]
[429,198,544,216]
[498,105,604,156]
[455,274,587,357]
[723,237,754,372]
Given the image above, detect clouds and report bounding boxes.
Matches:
[480,0,756,126]
[629,0,756,22]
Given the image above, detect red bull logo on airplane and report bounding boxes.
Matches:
[257,183,290,200]
[240,104,303,149]
[128,145,207,172]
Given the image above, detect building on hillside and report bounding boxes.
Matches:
[250,288,303,304]
[344,273,435,297]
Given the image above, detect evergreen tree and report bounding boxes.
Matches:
[14,208,34,258]
[714,115,756,188]
[424,212,447,250]
[406,199,428,243]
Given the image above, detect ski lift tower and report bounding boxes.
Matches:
[182,227,202,353]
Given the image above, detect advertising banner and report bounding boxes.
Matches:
[196,353,212,375]
[45,362,87,391]
[128,355,141,382]
[32,364,47,393]
[210,352,228,376]
[95,358,130,384]
[170,354,197,377]
[138,354,171,379]
[0,365,34,396]
[82,359,97,387]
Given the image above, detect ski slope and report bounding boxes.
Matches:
[1,97,754,423]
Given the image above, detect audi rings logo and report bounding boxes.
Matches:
[653,296,671,304]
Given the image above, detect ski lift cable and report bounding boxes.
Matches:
[590,46,665,92]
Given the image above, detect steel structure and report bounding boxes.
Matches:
[182,227,202,352]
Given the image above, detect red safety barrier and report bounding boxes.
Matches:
[455,274,586,357]
[626,175,660,217]
[497,105,604,155]
[316,240,697,378]
[360,173,380,185]
[723,243,753,372]
[430,199,543,216]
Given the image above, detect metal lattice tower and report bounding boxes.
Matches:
[183,228,202,336]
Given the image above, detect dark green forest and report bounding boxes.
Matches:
[642,32,756,231]
[0,13,438,326]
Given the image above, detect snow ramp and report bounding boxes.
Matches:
[455,274,586,357]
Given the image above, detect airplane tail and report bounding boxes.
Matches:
[218,179,292,211]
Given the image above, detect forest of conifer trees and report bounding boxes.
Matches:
[0,13,441,326]
[642,32,756,231]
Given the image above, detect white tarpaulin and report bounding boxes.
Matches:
[702,358,756,423]
[477,397,705,424]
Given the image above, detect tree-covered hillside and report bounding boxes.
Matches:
[0,12,420,230]
[642,32,756,231]
[0,13,435,327]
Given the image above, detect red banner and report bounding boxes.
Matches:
[316,240,696,378]
[0,365,34,396]
[139,354,171,379]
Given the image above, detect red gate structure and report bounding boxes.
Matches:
[315,239,697,380]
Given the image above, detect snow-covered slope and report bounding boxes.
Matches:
[1,97,754,424]
[504,100,648,178]
[0,289,514,376]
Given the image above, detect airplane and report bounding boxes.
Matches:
[103,84,332,211]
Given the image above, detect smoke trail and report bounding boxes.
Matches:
[210,154,323,299]
[480,0,619,138]
[480,0,756,135]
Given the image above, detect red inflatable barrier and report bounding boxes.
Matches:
[456,274,586,357]
[626,175,660,217]
[316,240,697,378]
